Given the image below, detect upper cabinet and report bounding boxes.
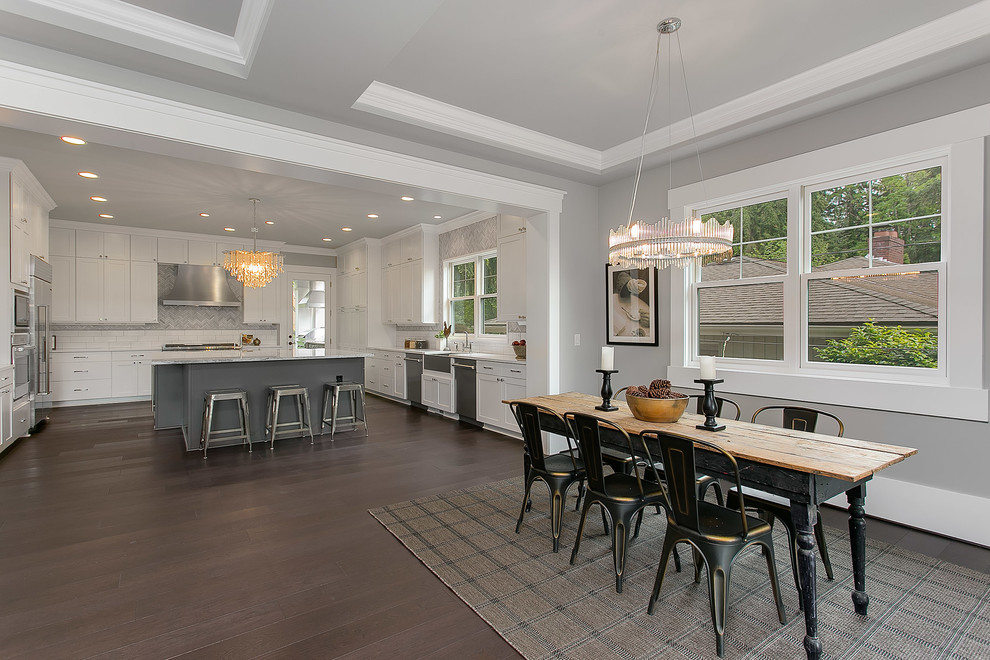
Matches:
[75,230,131,260]
[157,237,188,264]
[188,239,218,266]
[380,225,438,325]
[242,274,280,324]
[497,215,527,322]
[6,161,55,287]
[130,235,158,262]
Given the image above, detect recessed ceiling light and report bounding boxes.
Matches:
[90,196,107,202]
[322,238,332,242]
[265,220,274,225]
[223,227,236,232]
[341,227,353,232]
[400,196,414,201]
[199,212,210,217]
[60,136,86,145]
[78,171,99,179]
[99,214,113,219]
[367,214,379,219]
[434,215,442,219]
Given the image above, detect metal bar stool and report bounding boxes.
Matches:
[201,388,251,458]
[321,381,368,439]
[265,385,314,448]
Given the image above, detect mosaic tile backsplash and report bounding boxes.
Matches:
[51,265,279,350]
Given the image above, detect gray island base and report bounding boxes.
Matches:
[153,350,368,451]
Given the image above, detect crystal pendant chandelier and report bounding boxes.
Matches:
[223,198,284,288]
[607,18,733,270]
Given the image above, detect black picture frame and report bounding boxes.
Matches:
[606,264,659,346]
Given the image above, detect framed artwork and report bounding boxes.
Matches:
[606,264,659,346]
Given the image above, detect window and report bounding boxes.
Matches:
[666,115,986,420]
[691,162,943,372]
[447,252,506,336]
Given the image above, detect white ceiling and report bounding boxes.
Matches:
[1,0,989,248]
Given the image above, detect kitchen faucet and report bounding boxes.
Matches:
[462,331,472,352]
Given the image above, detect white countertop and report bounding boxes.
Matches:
[152,348,372,365]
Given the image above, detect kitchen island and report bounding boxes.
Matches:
[153,348,370,451]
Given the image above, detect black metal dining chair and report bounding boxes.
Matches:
[728,405,844,605]
[644,430,787,658]
[687,394,741,421]
[565,411,677,593]
[511,402,586,553]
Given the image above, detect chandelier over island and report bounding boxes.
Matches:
[607,17,733,270]
[223,197,284,288]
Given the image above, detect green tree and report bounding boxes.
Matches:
[815,321,937,368]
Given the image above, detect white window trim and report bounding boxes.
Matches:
[667,105,988,421]
[444,250,504,338]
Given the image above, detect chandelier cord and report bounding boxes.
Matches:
[625,29,663,230]
[674,30,708,204]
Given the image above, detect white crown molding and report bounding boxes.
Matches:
[0,59,566,214]
[0,0,273,77]
[353,81,603,173]
[355,3,990,175]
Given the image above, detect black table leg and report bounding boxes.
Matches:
[847,484,869,615]
[791,502,822,660]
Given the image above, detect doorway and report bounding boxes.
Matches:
[286,269,332,349]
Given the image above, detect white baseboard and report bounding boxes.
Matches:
[826,475,990,548]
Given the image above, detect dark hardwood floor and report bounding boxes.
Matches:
[1,397,987,659]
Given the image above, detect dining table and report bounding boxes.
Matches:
[505,391,918,660]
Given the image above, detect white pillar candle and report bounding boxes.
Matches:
[601,346,614,371]
[699,355,716,380]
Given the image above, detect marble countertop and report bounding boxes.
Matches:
[152,348,372,365]
[371,346,524,364]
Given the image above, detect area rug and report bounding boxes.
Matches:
[370,478,990,659]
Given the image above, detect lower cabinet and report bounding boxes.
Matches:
[476,361,527,430]
[365,352,408,399]
[111,351,160,397]
[1,366,13,452]
[422,373,454,413]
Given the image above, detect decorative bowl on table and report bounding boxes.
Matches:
[620,379,688,422]
[512,345,527,360]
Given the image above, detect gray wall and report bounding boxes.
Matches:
[597,61,990,502]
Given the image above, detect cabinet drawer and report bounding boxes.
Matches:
[477,361,526,379]
[53,360,112,382]
[53,379,112,401]
[52,351,111,364]
[111,350,165,361]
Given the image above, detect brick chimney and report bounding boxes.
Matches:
[873,228,904,264]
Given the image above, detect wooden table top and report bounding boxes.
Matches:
[506,392,917,483]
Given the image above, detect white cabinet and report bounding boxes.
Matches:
[476,361,527,430]
[188,239,218,266]
[50,227,75,256]
[498,214,527,238]
[11,397,30,443]
[379,225,438,325]
[10,214,31,287]
[157,238,188,264]
[242,274,280,323]
[51,254,76,323]
[131,235,158,262]
[392,354,406,399]
[51,352,112,402]
[75,230,130,260]
[422,373,454,413]
[365,356,381,392]
[7,165,54,287]
[338,308,367,349]
[111,351,159,397]
[130,261,158,323]
[0,366,12,451]
[497,230,527,322]
[75,258,130,323]
[366,351,406,398]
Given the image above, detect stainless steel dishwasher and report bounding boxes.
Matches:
[404,353,424,408]
[452,358,477,423]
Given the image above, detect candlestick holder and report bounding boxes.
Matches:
[595,369,618,411]
[694,378,725,431]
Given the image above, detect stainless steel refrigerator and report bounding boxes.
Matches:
[30,256,52,431]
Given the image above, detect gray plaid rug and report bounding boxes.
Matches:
[370,478,990,659]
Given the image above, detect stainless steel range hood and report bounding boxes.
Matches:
[161,265,241,307]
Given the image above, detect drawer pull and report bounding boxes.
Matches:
[73,370,89,373]
[73,356,89,359]
[73,388,89,392]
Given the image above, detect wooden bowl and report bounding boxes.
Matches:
[624,393,689,423]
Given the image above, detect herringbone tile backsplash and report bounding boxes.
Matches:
[52,265,279,350]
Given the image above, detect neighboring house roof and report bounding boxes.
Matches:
[699,256,938,326]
